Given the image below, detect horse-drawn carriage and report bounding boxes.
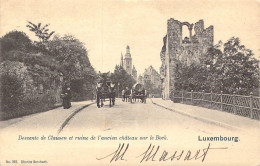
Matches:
[129,83,147,103]
[96,80,116,108]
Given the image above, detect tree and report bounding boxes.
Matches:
[174,62,209,92]
[26,21,55,42]
[0,30,33,55]
[220,37,259,95]
[47,34,95,81]
[202,37,259,95]
[47,34,96,100]
[111,65,136,92]
[202,43,225,92]
[173,37,259,95]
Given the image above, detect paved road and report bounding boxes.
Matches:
[1,99,259,166]
[59,99,259,165]
[62,99,234,135]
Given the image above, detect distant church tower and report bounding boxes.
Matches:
[119,45,137,81]
[120,52,123,67]
[123,45,132,75]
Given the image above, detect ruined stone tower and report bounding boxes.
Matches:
[160,18,214,99]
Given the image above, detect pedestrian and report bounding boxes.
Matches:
[61,85,72,109]
[125,87,130,102]
[122,89,125,102]
[66,86,72,108]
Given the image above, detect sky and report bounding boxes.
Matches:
[1,0,260,75]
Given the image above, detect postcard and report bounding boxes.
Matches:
[0,0,259,165]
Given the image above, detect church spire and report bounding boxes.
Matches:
[126,45,130,54]
[120,52,123,67]
[125,45,131,58]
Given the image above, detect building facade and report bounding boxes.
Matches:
[138,66,161,97]
[160,18,214,99]
[138,66,161,88]
[143,66,161,89]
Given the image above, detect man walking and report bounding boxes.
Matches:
[122,89,125,102]
[61,85,72,109]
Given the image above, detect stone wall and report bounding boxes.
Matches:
[0,60,63,120]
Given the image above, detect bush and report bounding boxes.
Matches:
[0,73,24,114]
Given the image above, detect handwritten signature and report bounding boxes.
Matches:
[96,143,228,163]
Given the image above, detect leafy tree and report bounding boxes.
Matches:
[111,65,136,92]
[0,30,33,55]
[174,62,208,92]
[202,44,225,92]
[47,34,95,81]
[47,34,96,100]
[174,37,259,95]
[203,38,259,95]
[220,37,259,94]
[26,21,55,42]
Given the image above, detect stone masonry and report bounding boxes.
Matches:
[160,18,214,99]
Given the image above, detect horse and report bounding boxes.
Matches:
[96,81,115,108]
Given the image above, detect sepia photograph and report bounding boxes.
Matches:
[0,0,260,165]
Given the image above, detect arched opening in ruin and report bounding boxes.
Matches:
[192,28,195,37]
[182,25,190,43]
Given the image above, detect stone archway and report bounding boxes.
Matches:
[181,22,194,42]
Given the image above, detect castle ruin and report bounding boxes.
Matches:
[160,18,214,99]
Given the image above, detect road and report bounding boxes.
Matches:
[62,99,233,135]
[1,99,259,166]
[60,99,259,165]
